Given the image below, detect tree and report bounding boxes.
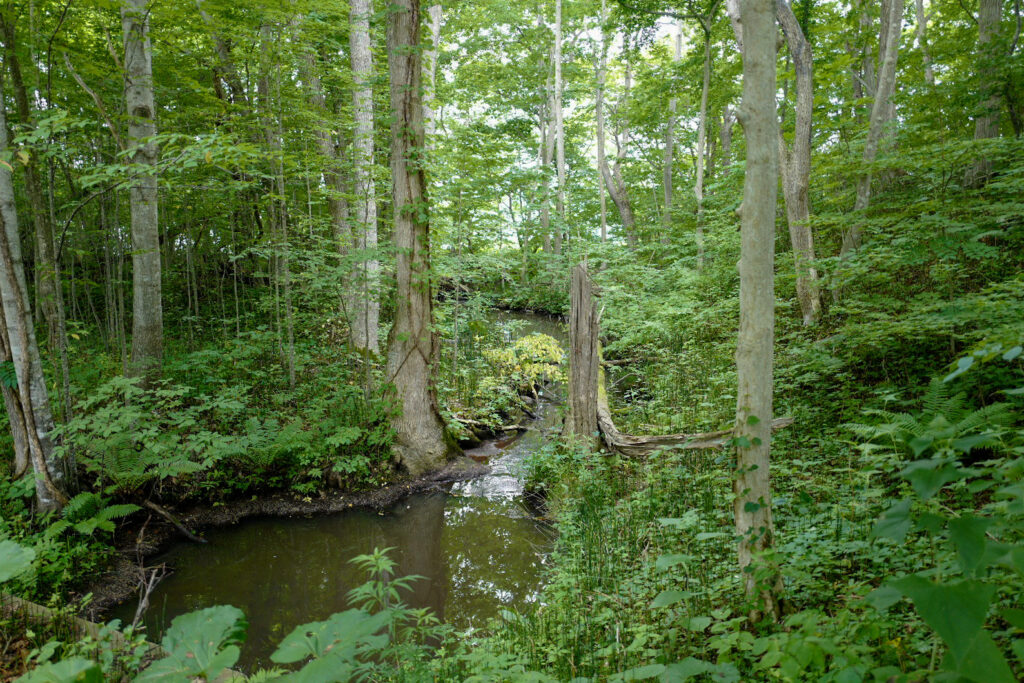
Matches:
[600,47,638,248]
[776,0,821,324]
[964,0,1003,187]
[0,86,66,512]
[122,0,163,379]
[841,0,904,254]
[733,0,781,621]
[385,0,460,477]
[350,0,381,354]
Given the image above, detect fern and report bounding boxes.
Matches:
[847,378,1014,459]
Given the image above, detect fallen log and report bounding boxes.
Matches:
[597,365,793,456]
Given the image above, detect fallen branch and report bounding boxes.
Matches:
[452,416,529,432]
[597,364,793,457]
[142,500,207,544]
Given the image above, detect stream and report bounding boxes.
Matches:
[111,312,564,670]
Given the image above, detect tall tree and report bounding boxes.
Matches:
[350,0,381,353]
[776,0,821,324]
[0,88,66,512]
[553,0,567,253]
[914,0,936,85]
[965,0,1004,187]
[662,23,681,238]
[601,50,638,248]
[424,3,444,144]
[122,0,163,379]
[840,0,904,254]
[733,0,781,621]
[385,0,459,476]
[595,0,610,242]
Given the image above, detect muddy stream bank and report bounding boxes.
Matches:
[107,312,565,670]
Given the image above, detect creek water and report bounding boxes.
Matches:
[111,312,564,670]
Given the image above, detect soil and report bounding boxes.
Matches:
[80,457,489,621]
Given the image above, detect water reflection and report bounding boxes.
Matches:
[114,313,564,669]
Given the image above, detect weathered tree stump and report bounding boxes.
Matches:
[563,263,600,446]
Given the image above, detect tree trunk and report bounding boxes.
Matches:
[694,25,712,267]
[385,0,459,477]
[424,4,443,145]
[0,91,66,511]
[776,0,821,325]
[734,0,780,621]
[564,264,599,445]
[841,0,904,254]
[122,0,163,380]
[662,24,681,239]
[350,0,381,354]
[721,105,734,170]
[596,0,609,242]
[0,16,59,342]
[914,0,936,85]
[553,0,566,254]
[965,0,1004,187]
[601,55,637,248]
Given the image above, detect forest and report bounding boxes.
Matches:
[0,0,1022,680]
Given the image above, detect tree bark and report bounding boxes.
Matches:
[776,0,821,325]
[694,24,712,267]
[841,0,904,254]
[0,90,66,511]
[350,0,381,354]
[122,0,163,380]
[424,3,443,145]
[734,0,780,621]
[914,0,936,85]
[596,0,609,242]
[553,0,566,254]
[965,0,1004,187]
[662,24,681,240]
[601,54,638,248]
[564,264,599,445]
[385,0,459,477]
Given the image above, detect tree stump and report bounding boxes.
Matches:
[563,263,600,446]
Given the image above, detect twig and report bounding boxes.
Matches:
[62,51,126,151]
[142,500,207,544]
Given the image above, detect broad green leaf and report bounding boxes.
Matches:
[15,658,102,683]
[0,540,35,583]
[948,515,991,575]
[650,590,691,609]
[138,605,246,682]
[871,499,912,542]
[660,658,713,682]
[890,575,1012,681]
[864,584,903,612]
[900,459,962,500]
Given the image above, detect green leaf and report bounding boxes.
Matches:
[271,609,390,664]
[15,657,102,683]
[612,664,666,681]
[0,540,35,583]
[864,584,903,612]
[660,658,714,682]
[944,355,974,382]
[890,576,1014,682]
[684,616,712,631]
[948,515,991,576]
[872,499,912,542]
[650,590,691,609]
[655,553,690,570]
[137,606,246,682]
[900,459,962,500]
[0,360,16,389]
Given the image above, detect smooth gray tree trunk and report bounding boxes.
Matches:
[122,0,163,380]
[841,0,904,254]
[662,24,681,239]
[734,0,780,621]
[350,0,380,354]
[776,0,821,325]
[0,90,65,511]
[385,0,459,477]
[424,3,443,145]
[601,55,638,248]
[553,0,566,254]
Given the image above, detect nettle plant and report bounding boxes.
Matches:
[855,374,1024,681]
